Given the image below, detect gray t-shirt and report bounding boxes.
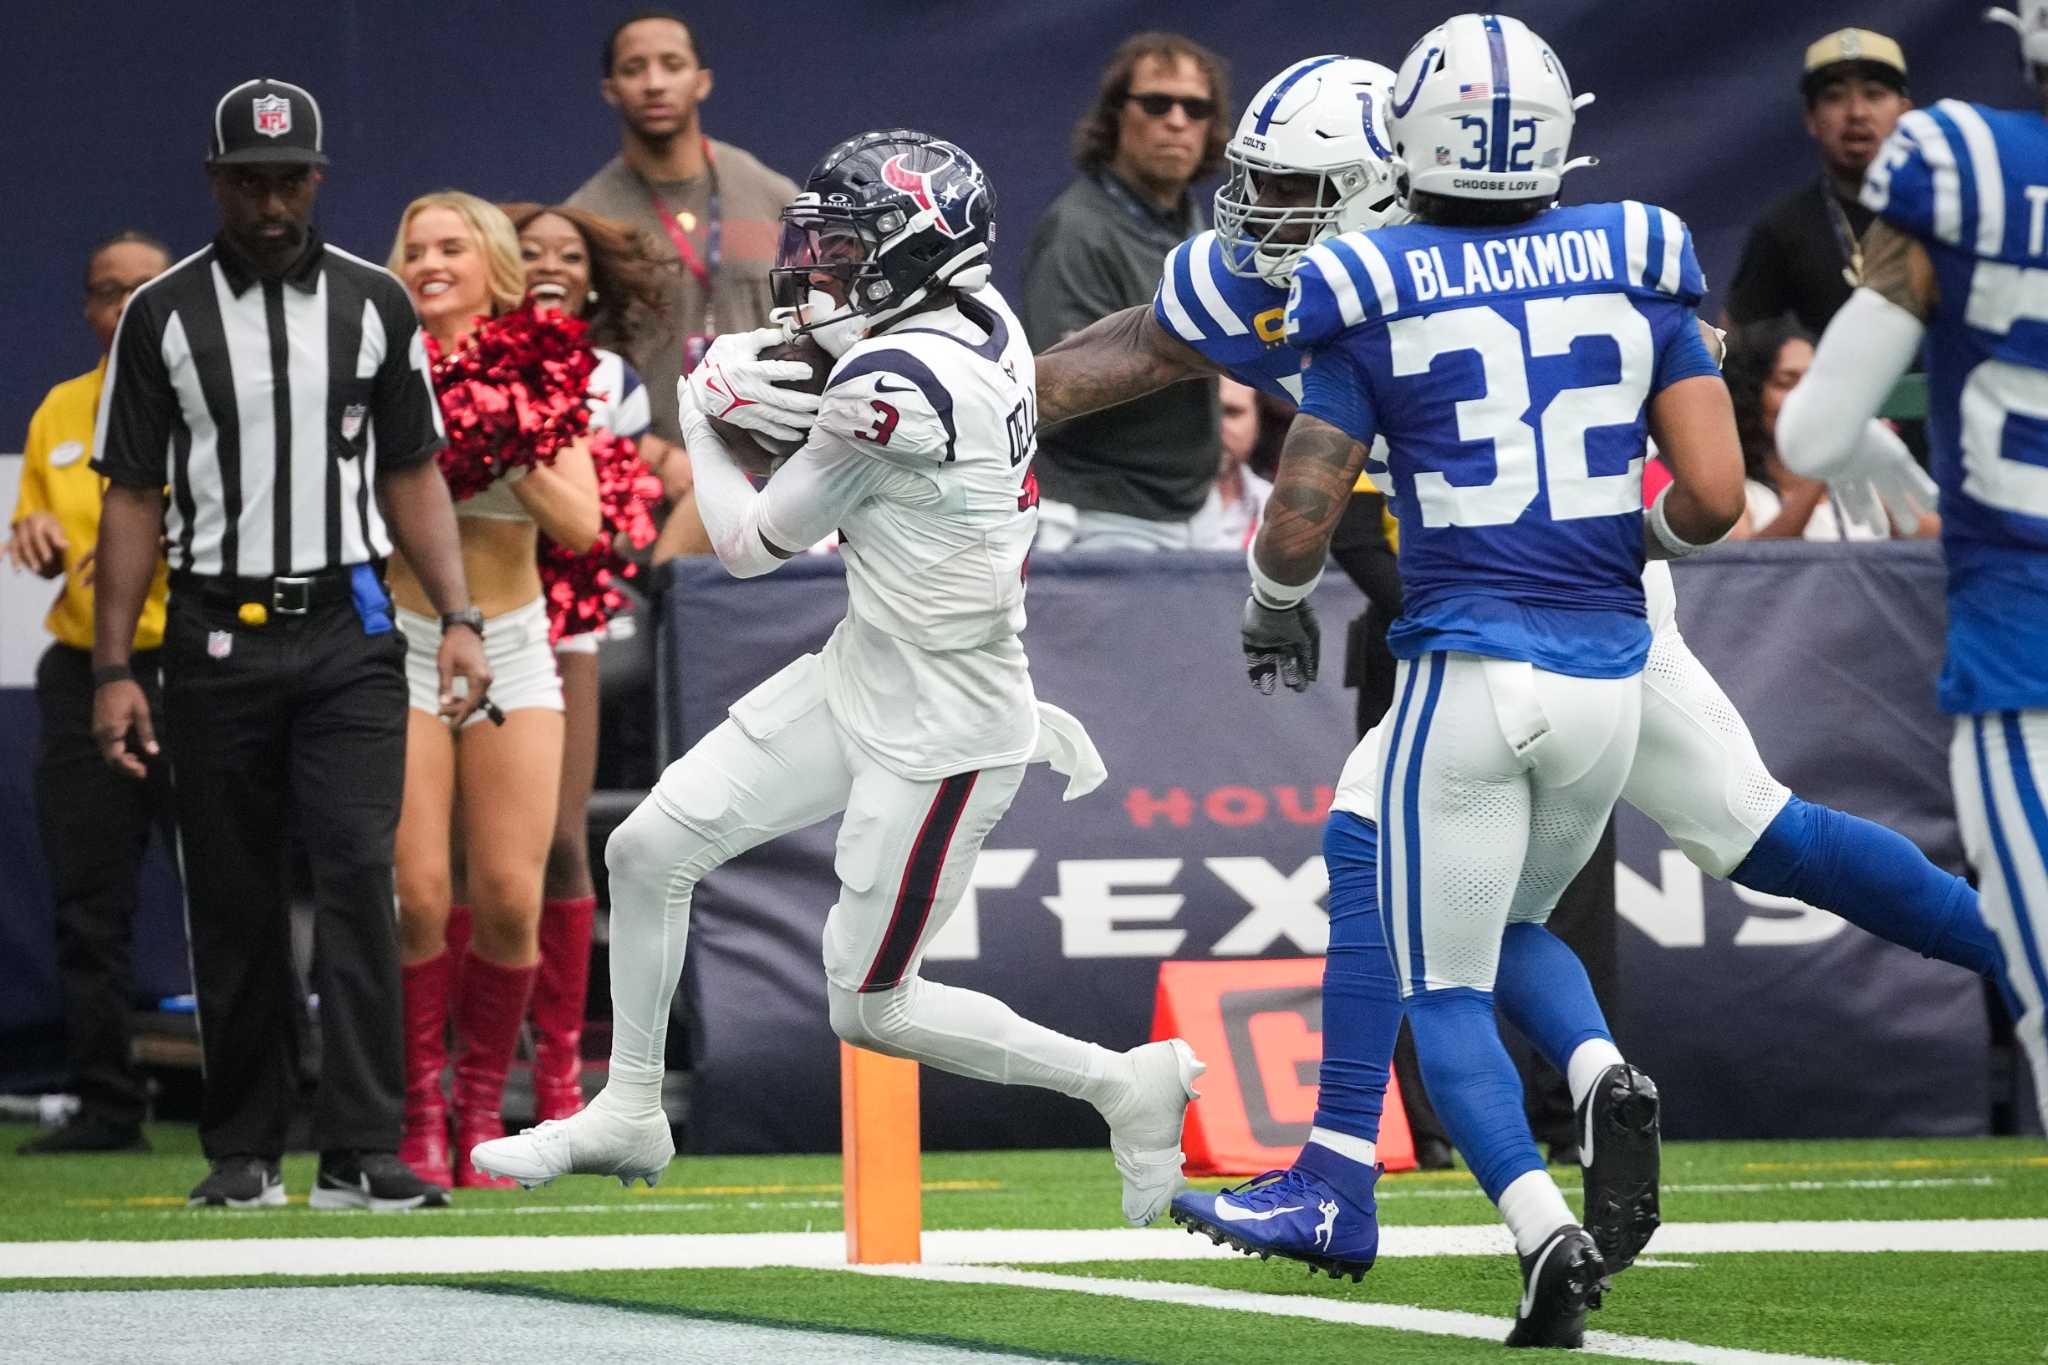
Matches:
[568,139,798,442]
[1020,173,1220,522]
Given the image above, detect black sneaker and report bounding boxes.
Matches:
[308,1150,451,1211]
[188,1156,285,1209]
[17,1114,149,1155]
[1578,1063,1661,1272]
[1505,1224,1606,1349]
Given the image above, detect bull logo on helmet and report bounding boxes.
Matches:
[880,151,981,240]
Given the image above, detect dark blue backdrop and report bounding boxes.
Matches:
[3,1,2013,443]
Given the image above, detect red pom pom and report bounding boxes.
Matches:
[539,428,663,643]
[428,308,599,502]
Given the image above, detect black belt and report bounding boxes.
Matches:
[171,564,373,618]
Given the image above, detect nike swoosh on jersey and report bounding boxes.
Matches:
[872,377,917,394]
[1211,1197,1305,1223]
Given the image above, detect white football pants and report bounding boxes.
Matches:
[1951,709,2048,1133]
[601,654,1118,1111]
[1336,564,1793,886]
[1378,652,1640,997]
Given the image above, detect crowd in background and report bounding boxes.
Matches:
[2,8,1939,1196]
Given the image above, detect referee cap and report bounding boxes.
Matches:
[209,78,327,166]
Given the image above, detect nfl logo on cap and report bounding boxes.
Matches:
[252,93,291,138]
[209,78,327,166]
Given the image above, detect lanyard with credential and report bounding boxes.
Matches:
[1821,181,1863,289]
[647,138,722,326]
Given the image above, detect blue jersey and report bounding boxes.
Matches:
[1152,230,1308,403]
[1286,201,1718,678]
[1864,99,2048,714]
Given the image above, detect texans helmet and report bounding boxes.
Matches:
[772,129,995,349]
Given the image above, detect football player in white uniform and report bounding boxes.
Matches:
[473,131,1203,1226]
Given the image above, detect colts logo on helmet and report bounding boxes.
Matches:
[880,153,979,240]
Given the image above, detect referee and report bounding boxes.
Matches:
[91,78,492,1210]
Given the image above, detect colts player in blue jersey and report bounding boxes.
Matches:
[1025,47,2004,1303]
[1779,0,2048,1139]
[1247,15,1749,1346]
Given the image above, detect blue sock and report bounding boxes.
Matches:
[1298,811,1404,1196]
[1733,796,2003,979]
[1405,987,1543,1202]
[1493,922,1614,1074]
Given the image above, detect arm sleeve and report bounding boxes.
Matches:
[1774,287,1927,478]
[369,284,446,469]
[679,406,901,578]
[1652,307,1722,393]
[13,406,51,521]
[90,298,177,489]
[1297,345,1378,448]
[1021,211,1134,348]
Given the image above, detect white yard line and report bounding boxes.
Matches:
[854,1264,1877,1365]
[2,1219,2045,1280]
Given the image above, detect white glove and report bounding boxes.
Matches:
[1827,420,1938,536]
[679,327,822,447]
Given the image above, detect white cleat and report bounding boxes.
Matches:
[469,1091,674,1189]
[1100,1038,1204,1226]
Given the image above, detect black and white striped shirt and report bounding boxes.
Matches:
[92,231,445,578]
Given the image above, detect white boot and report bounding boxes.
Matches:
[469,1088,675,1189]
[1096,1039,1204,1226]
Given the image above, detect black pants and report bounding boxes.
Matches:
[33,643,173,1126]
[161,592,408,1158]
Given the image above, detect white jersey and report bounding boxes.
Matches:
[809,286,1042,780]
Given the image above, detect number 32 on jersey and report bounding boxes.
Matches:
[1394,292,1650,528]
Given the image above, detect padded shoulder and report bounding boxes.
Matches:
[820,341,959,466]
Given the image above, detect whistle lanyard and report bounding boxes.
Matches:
[1821,180,1863,289]
[646,139,721,328]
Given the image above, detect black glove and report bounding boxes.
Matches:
[1242,593,1320,694]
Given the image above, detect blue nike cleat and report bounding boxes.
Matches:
[1168,1165,1381,1282]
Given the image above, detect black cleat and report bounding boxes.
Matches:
[1578,1063,1660,1272]
[308,1150,451,1211]
[1505,1224,1606,1349]
[188,1156,285,1209]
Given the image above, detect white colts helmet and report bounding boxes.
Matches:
[1986,0,2048,66]
[1386,13,1595,204]
[1215,55,1407,285]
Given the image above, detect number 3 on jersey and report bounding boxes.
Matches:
[1392,292,1650,528]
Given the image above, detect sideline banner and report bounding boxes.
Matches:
[668,544,1986,1152]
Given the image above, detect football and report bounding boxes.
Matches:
[707,334,832,477]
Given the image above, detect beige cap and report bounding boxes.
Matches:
[1802,28,1908,98]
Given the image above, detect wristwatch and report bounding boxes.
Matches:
[440,607,485,638]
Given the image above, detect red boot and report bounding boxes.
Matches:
[452,951,537,1189]
[399,953,454,1188]
[531,896,597,1122]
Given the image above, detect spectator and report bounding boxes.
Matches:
[1191,378,1270,549]
[501,200,667,1121]
[1723,317,1906,540]
[386,191,601,1188]
[91,80,485,1210]
[7,229,171,1155]
[566,8,797,551]
[1724,29,1911,335]
[1023,32,1228,550]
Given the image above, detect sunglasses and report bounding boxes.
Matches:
[1126,92,1217,121]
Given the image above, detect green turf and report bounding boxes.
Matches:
[2,1122,2042,1242]
[6,1122,2047,1362]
